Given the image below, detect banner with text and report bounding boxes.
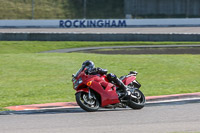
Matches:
[0,19,200,28]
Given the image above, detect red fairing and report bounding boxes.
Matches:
[123,76,136,85]
[74,72,120,107]
[90,80,120,107]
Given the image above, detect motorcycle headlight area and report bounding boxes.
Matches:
[74,77,83,89]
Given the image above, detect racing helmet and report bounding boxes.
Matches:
[82,60,95,69]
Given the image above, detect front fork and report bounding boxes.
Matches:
[88,88,93,99]
[88,88,97,100]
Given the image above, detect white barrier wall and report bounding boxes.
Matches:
[0,18,200,28]
[0,20,59,28]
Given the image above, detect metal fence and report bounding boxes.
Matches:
[124,0,200,18]
[0,0,124,19]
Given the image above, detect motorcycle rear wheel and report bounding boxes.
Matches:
[76,92,100,112]
[128,89,145,110]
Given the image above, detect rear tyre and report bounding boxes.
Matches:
[76,92,100,112]
[128,89,145,110]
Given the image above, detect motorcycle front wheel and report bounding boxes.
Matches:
[128,89,145,110]
[76,92,100,112]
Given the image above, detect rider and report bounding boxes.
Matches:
[82,60,130,98]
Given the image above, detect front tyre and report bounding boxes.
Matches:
[76,92,100,112]
[128,89,145,110]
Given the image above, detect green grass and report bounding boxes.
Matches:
[1,41,200,54]
[0,41,200,110]
[0,107,10,112]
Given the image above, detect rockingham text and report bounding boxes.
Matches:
[59,20,127,28]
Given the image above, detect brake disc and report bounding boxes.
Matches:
[83,94,95,105]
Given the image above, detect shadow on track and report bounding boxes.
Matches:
[1,107,134,115]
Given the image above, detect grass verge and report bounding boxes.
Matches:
[0,41,200,111]
[0,53,200,110]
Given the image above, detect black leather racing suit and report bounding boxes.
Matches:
[85,67,128,94]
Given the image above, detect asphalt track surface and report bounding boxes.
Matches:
[1,27,200,33]
[41,45,200,54]
[0,103,200,133]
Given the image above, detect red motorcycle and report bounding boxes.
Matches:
[72,65,145,112]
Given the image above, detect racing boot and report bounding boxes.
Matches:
[115,78,131,99]
[107,73,131,99]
